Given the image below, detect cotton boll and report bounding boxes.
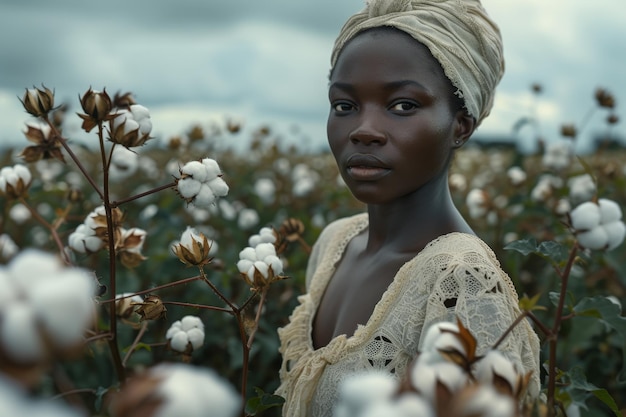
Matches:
[264,255,283,275]
[569,201,601,231]
[420,321,459,353]
[177,178,202,199]
[567,174,595,202]
[207,177,229,197]
[7,249,63,288]
[186,328,204,350]
[598,198,622,223]
[180,316,203,332]
[253,178,276,204]
[218,200,237,220]
[201,158,222,179]
[254,243,276,261]
[28,270,95,348]
[83,235,104,253]
[0,271,17,305]
[193,185,216,207]
[239,247,257,262]
[393,394,435,417]
[576,227,609,250]
[334,371,396,417]
[238,208,259,230]
[410,362,466,402]
[165,321,182,340]
[152,364,240,417]
[253,261,269,278]
[507,166,527,186]
[474,350,520,393]
[357,401,397,417]
[602,221,626,250]
[462,385,515,417]
[236,259,254,275]
[248,227,276,247]
[0,375,85,417]
[181,161,208,182]
[0,302,44,362]
[169,332,189,353]
[9,204,31,224]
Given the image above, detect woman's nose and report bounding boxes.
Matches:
[348,112,387,145]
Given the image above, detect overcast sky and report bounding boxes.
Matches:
[0,0,624,154]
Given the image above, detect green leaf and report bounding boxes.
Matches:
[536,240,568,264]
[503,239,537,256]
[122,342,152,354]
[568,366,621,416]
[574,296,626,382]
[548,291,561,308]
[519,293,546,312]
[245,387,285,415]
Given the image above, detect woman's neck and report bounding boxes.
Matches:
[364,176,473,255]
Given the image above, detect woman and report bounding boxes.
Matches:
[276,1,540,416]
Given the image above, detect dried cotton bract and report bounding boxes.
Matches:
[20,85,55,118]
[171,226,213,267]
[110,104,153,147]
[176,158,229,208]
[569,198,626,251]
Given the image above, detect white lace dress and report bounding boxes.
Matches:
[276,213,540,417]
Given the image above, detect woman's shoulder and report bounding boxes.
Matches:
[422,232,499,266]
[315,212,368,247]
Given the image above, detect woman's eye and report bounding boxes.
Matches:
[390,101,418,112]
[333,102,354,113]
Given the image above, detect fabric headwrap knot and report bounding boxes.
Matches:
[331,0,504,126]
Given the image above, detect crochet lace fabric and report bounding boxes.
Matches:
[276,213,541,417]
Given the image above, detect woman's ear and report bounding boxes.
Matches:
[452,110,476,148]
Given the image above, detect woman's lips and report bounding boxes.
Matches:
[345,154,391,181]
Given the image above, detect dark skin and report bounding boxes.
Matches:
[312,28,477,350]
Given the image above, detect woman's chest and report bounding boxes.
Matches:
[312,252,412,349]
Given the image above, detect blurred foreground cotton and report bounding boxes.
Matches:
[110,363,239,417]
[0,250,95,364]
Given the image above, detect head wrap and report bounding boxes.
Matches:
[331,0,504,126]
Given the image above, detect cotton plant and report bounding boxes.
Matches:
[67,205,147,267]
[0,83,319,417]
[504,190,626,415]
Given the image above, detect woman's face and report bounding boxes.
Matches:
[327,28,469,205]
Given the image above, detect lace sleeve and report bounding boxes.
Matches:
[418,236,541,398]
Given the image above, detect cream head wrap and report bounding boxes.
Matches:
[331,0,504,126]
